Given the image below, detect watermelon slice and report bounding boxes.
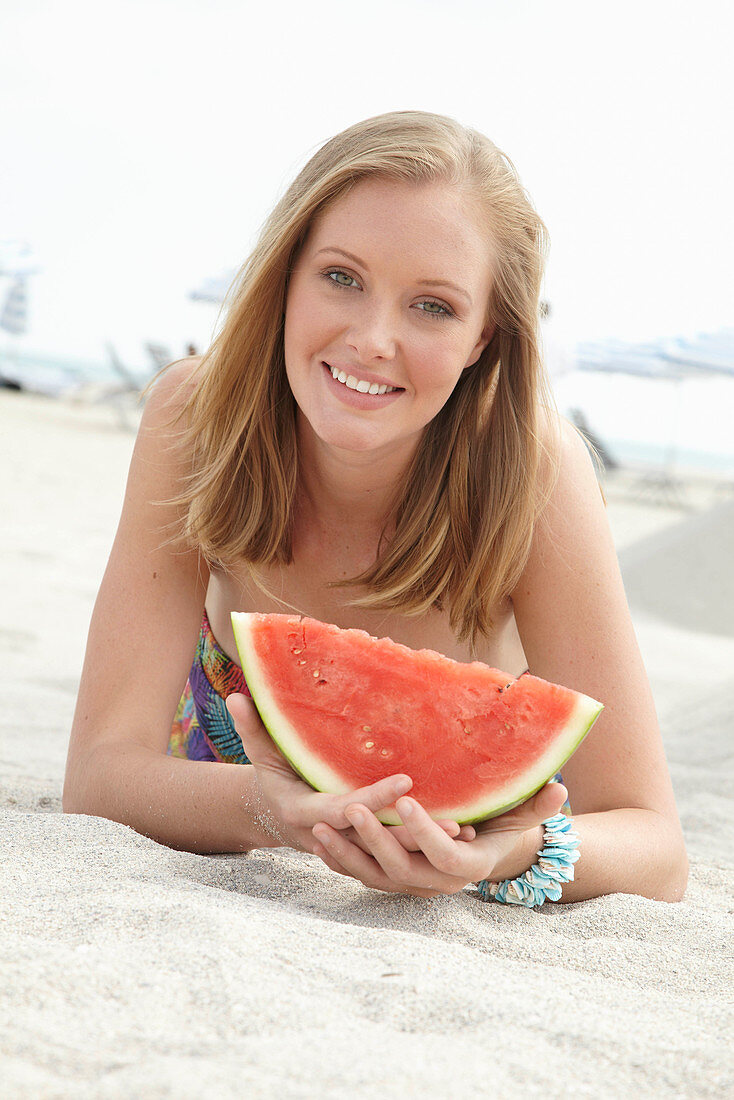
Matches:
[230,612,603,825]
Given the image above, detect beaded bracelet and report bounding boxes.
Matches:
[476,812,580,908]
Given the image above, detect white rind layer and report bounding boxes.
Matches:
[231,612,603,824]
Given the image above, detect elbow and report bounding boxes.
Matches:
[62,756,93,816]
[669,852,690,903]
[61,780,84,816]
[643,811,689,903]
[656,847,689,903]
[62,742,105,816]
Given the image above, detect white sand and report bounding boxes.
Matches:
[2,391,733,1098]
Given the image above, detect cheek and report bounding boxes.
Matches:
[285,294,332,360]
[409,331,470,390]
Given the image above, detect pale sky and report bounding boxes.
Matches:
[2,0,732,369]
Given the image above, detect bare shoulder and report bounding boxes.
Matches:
[141,355,203,429]
[536,406,604,524]
[129,356,205,510]
[510,404,620,668]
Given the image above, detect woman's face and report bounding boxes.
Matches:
[284,176,495,459]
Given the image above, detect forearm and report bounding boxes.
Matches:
[489,809,689,904]
[63,742,284,854]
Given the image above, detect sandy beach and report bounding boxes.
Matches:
[1,389,733,1098]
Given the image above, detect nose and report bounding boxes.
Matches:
[346,301,398,362]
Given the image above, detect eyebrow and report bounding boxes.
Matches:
[313,246,474,307]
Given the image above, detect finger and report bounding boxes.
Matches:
[342,805,468,894]
[344,772,414,813]
[312,841,353,878]
[225,693,285,768]
[313,823,440,898]
[322,774,413,830]
[394,797,478,877]
[435,820,476,842]
[491,782,568,831]
[382,821,475,852]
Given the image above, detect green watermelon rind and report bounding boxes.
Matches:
[230,611,603,826]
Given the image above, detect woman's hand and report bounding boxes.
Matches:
[225,693,475,854]
[311,782,569,898]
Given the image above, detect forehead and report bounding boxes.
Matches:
[305,177,494,279]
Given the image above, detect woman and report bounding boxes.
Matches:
[63,111,688,905]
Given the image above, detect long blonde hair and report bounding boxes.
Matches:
[162,110,556,652]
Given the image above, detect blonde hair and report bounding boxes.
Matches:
[162,110,556,653]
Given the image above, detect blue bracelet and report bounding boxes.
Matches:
[476,812,580,908]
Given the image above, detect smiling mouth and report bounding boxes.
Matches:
[324,362,403,395]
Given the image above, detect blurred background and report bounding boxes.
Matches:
[1,0,733,480]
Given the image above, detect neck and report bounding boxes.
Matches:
[294,418,418,540]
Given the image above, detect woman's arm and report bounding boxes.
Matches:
[509,418,688,902]
[62,358,277,852]
[63,360,413,854]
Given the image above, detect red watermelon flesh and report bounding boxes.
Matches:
[230,612,603,825]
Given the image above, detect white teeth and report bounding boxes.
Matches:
[329,364,397,395]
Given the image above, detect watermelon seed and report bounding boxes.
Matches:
[380,749,389,756]
[317,679,327,686]
[297,660,306,666]
[364,741,375,749]
[362,725,372,732]
[313,670,320,677]
[293,648,302,654]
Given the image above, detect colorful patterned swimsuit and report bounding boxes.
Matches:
[168,609,252,764]
[168,610,570,814]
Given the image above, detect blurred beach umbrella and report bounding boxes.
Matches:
[575,328,734,380]
[575,337,683,380]
[661,328,734,378]
[573,327,734,497]
[0,275,28,336]
[189,269,237,304]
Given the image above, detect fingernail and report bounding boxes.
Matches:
[398,797,413,818]
[396,777,412,794]
[346,808,364,827]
